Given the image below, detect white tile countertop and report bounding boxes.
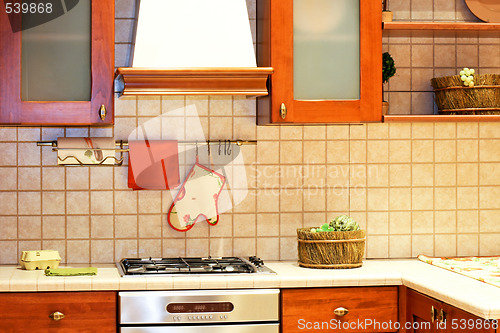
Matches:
[1,259,500,319]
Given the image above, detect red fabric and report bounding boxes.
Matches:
[127,140,180,190]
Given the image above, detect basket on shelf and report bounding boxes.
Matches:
[431,74,500,115]
[297,228,366,269]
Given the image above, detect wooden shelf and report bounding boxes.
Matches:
[115,67,273,97]
[383,21,500,31]
[384,114,500,122]
[383,21,500,123]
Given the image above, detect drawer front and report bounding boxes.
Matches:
[0,291,116,333]
[281,287,398,333]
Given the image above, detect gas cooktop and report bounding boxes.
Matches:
[117,256,276,277]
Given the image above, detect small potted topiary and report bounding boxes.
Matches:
[297,215,366,269]
[382,52,396,115]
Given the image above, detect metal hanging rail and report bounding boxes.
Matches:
[36,139,257,166]
[36,139,257,150]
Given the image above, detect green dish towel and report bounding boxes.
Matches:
[44,267,97,276]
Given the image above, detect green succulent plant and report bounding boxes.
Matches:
[329,215,360,231]
[310,215,360,232]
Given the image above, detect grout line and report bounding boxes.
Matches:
[409,124,413,256]
[431,123,436,257]
[277,126,282,261]
[159,96,163,259]
[476,123,481,255]
[231,96,235,257]
[454,123,458,256]
[88,162,92,264]
[135,96,140,258]
[300,127,305,262]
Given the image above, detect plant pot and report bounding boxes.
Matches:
[297,228,366,269]
[382,10,393,22]
[382,101,389,115]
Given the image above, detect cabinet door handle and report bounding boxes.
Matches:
[334,307,349,317]
[99,104,107,121]
[430,306,438,323]
[280,103,287,119]
[49,311,65,321]
[438,308,446,323]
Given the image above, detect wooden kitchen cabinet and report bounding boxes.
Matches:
[402,287,496,333]
[0,0,114,125]
[0,291,117,332]
[281,287,398,332]
[256,0,382,124]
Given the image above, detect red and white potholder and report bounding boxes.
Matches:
[167,159,225,232]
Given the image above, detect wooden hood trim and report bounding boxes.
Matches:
[115,67,273,96]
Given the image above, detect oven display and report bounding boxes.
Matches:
[166,302,234,313]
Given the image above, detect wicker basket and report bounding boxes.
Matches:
[431,74,500,115]
[297,228,366,269]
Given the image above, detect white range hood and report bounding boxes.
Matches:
[115,0,272,96]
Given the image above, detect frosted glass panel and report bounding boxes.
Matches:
[293,0,360,100]
[21,0,91,101]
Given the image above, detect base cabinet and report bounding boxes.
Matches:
[403,287,496,333]
[0,291,117,332]
[281,287,398,332]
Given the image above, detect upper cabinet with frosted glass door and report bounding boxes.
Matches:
[0,0,114,125]
[257,0,382,124]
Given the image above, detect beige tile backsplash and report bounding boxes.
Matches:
[0,0,499,264]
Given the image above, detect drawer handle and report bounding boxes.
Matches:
[334,307,349,317]
[49,311,65,321]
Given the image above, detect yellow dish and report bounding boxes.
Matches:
[465,0,500,23]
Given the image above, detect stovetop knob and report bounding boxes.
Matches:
[249,256,264,267]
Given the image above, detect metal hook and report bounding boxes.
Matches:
[207,140,210,155]
[218,140,222,156]
[226,140,232,155]
[195,141,198,156]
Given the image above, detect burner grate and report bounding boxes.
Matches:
[119,257,257,275]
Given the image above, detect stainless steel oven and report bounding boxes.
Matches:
[119,289,279,332]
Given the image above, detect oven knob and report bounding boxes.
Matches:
[188,316,192,320]
[209,315,213,319]
[197,316,201,320]
[224,315,228,319]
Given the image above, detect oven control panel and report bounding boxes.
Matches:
[119,289,279,325]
